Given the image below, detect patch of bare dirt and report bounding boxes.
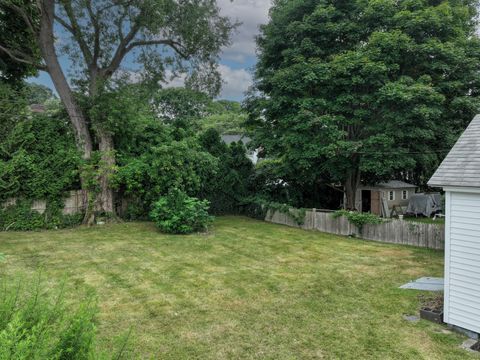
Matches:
[471,341,480,352]
[419,294,443,313]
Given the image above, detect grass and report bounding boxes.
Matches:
[0,216,475,359]
[404,216,445,225]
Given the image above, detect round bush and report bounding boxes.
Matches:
[150,189,214,234]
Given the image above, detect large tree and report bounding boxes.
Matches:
[0,0,234,223]
[248,0,480,209]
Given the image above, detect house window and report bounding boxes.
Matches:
[402,190,408,200]
[388,191,395,201]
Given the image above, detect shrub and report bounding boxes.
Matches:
[0,278,97,359]
[0,276,131,359]
[150,189,214,234]
[332,210,382,235]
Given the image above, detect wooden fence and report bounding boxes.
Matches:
[265,209,445,250]
[1,190,87,215]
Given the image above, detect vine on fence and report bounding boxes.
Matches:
[332,210,382,235]
[0,198,83,231]
[246,198,306,225]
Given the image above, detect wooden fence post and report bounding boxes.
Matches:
[312,208,316,230]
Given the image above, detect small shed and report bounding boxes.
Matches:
[354,180,417,217]
[428,114,480,336]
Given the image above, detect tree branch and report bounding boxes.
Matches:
[54,14,74,33]
[0,44,47,71]
[59,0,93,65]
[85,0,100,64]
[127,39,189,59]
[5,3,36,34]
[102,17,142,77]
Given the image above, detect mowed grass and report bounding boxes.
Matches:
[404,216,445,225]
[0,216,474,359]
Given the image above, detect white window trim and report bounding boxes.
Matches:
[388,190,395,201]
[401,190,408,200]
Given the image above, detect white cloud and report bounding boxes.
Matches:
[117,66,251,100]
[162,71,187,88]
[218,64,253,99]
[162,65,252,100]
[218,0,271,63]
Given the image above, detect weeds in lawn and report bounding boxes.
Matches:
[0,275,131,359]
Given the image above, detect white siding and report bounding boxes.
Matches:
[445,190,480,333]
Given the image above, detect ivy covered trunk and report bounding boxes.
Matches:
[96,131,115,216]
[344,167,361,210]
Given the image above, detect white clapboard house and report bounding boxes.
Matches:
[428,114,480,335]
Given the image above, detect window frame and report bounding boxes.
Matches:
[401,190,408,200]
[388,190,395,201]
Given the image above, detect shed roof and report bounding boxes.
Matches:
[428,115,480,188]
[374,180,416,189]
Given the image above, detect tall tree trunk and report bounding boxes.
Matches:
[344,166,361,210]
[95,130,116,217]
[38,0,93,160]
[39,0,95,224]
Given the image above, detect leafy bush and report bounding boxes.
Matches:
[114,138,217,212]
[198,129,254,215]
[0,276,132,359]
[0,278,97,359]
[150,189,214,234]
[332,210,382,234]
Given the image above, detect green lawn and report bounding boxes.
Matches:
[0,217,474,359]
[404,216,445,225]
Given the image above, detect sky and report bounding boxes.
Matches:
[28,0,272,102]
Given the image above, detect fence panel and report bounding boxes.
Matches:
[265,209,444,250]
[1,190,87,216]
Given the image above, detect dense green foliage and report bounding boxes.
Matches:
[0,2,40,84]
[198,129,254,214]
[0,279,98,359]
[201,100,247,134]
[0,110,80,203]
[0,81,254,230]
[150,188,213,234]
[1,0,237,221]
[0,200,82,231]
[25,82,55,105]
[115,137,217,217]
[333,210,383,234]
[151,87,247,135]
[248,0,480,209]
[0,91,83,230]
[0,83,27,144]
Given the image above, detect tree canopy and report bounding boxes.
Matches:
[0,0,236,223]
[248,0,480,209]
[0,1,39,84]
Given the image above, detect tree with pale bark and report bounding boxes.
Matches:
[0,0,235,223]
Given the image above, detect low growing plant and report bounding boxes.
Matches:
[0,278,96,359]
[150,188,214,234]
[0,276,131,359]
[332,210,382,235]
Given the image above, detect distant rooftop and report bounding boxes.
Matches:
[377,180,417,189]
[429,114,480,188]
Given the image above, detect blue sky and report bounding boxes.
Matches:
[28,0,272,102]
